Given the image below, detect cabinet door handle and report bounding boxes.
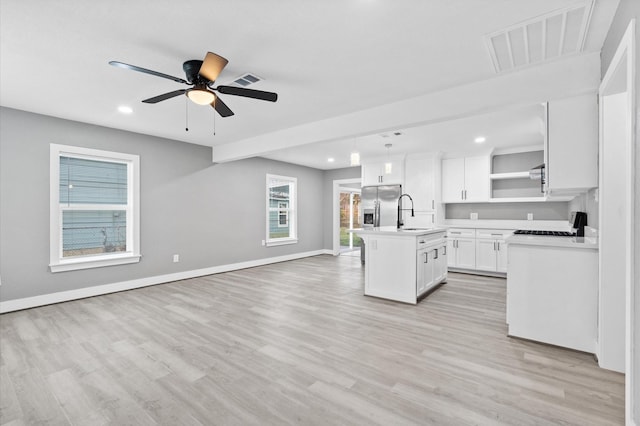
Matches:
[432,215,434,224]
[432,200,435,210]
[424,252,428,263]
[442,246,447,256]
[461,190,464,200]
[497,242,500,251]
[434,249,438,259]
[464,190,467,200]
[493,241,497,250]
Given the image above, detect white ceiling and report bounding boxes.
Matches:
[0,0,620,169]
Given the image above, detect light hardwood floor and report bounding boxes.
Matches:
[0,255,624,425]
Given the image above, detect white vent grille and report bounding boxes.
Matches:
[230,73,262,87]
[484,0,594,73]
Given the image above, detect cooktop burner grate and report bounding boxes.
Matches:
[514,230,576,236]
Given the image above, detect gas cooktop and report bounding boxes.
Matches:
[514,230,576,237]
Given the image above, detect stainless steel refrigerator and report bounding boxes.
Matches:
[360,184,402,263]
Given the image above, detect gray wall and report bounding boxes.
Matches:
[0,107,325,301]
[445,202,570,221]
[322,167,362,250]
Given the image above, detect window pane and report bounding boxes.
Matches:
[269,211,290,239]
[269,183,290,204]
[62,210,126,257]
[60,156,127,205]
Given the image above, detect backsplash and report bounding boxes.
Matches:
[445,202,570,221]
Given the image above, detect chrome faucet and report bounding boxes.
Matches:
[397,194,415,229]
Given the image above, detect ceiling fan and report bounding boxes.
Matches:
[109,52,277,117]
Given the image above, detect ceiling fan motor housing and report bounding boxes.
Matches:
[183,60,204,84]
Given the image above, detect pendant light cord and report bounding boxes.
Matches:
[185,98,189,132]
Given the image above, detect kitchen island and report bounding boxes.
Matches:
[353,227,447,304]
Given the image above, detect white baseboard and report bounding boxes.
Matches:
[0,250,328,314]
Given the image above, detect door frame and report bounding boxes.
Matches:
[332,178,362,255]
[598,18,636,424]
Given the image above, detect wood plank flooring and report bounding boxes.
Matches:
[0,255,625,425]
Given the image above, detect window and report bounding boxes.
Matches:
[278,202,289,227]
[50,144,140,272]
[266,174,297,246]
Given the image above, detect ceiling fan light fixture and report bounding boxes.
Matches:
[187,88,216,105]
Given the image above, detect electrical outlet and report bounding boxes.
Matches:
[172,254,180,263]
[527,213,534,221]
[470,212,478,220]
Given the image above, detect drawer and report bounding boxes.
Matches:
[476,229,514,239]
[417,235,444,249]
[446,228,476,238]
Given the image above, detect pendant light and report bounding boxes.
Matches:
[350,137,360,166]
[384,143,393,174]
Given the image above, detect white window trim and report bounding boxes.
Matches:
[50,144,141,272]
[266,174,297,247]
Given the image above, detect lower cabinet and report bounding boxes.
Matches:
[447,227,513,274]
[475,229,513,273]
[417,241,447,297]
[446,228,476,269]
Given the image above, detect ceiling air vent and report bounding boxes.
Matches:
[230,73,262,87]
[484,0,594,73]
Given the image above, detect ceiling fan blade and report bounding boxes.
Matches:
[212,95,234,117]
[216,85,278,102]
[198,52,229,82]
[142,89,187,104]
[109,61,188,84]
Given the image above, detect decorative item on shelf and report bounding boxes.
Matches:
[350,137,360,166]
[384,143,393,174]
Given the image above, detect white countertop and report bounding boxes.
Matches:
[442,219,571,231]
[506,234,598,249]
[352,226,447,236]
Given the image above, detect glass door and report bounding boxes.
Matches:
[339,189,362,254]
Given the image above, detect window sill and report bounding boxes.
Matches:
[50,253,141,273]
[266,238,298,247]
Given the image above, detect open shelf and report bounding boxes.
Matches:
[490,171,530,180]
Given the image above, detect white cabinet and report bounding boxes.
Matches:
[545,93,598,194]
[404,153,442,228]
[417,238,447,297]
[357,229,447,304]
[442,156,490,203]
[446,228,476,269]
[475,229,513,273]
[507,241,598,353]
[404,153,440,211]
[361,158,404,186]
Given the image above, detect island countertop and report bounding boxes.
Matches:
[352,226,447,237]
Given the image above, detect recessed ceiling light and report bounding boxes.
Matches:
[474,136,486,143]
[327,157,335,163]
[118,105,133,114]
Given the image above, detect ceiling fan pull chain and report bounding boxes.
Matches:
[213,98,216,136]
[185,98,189,131]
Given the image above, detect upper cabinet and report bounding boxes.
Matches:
[404,153,440,211]
[545,93,598,194]
[403,153,442,226]
[361,157,404,186]
[442,155,490,203]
